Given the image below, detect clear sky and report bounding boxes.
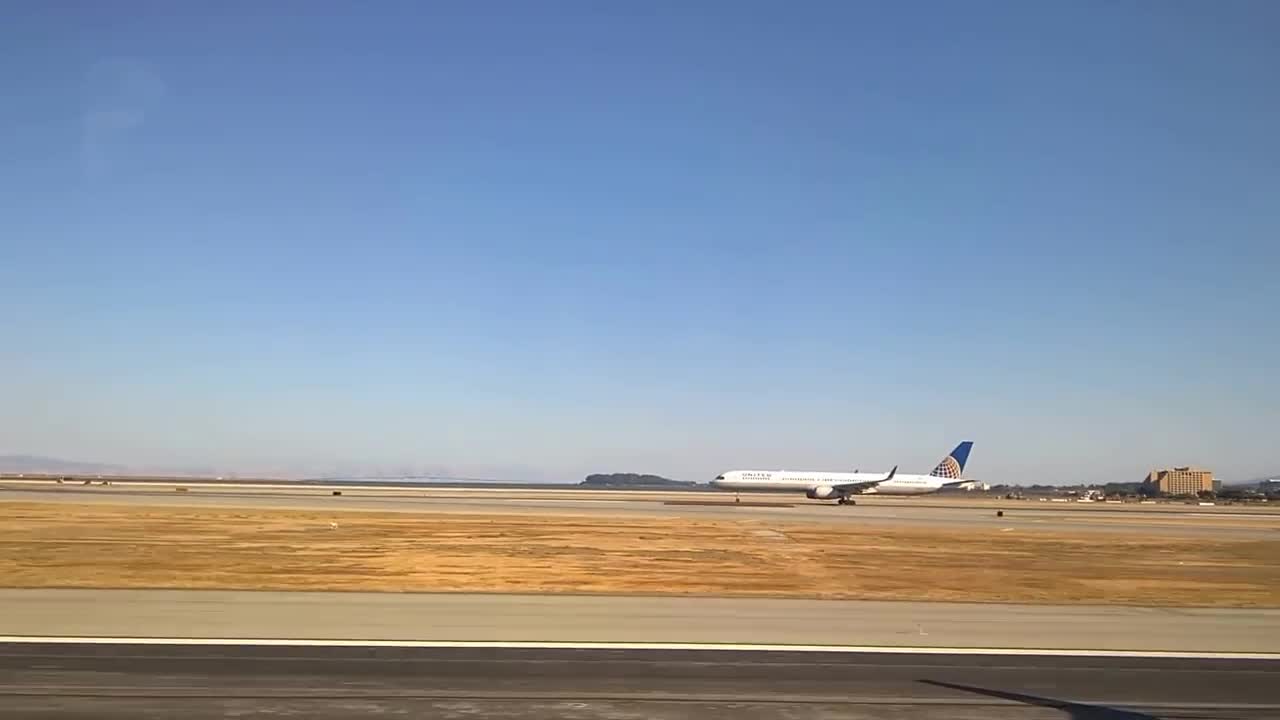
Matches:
[3,2,1277,483]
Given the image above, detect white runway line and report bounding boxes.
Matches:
[1,636,1277,660]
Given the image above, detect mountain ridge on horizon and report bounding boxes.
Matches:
[3,454,1275,488]
[0,453,563,482]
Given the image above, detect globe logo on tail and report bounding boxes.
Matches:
[931,456,962,479]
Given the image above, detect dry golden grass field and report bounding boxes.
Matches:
[2,501,1277,606]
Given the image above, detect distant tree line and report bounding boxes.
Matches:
[987,481,1277,502]
[580,473,696,488]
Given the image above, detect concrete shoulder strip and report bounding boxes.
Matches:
[1,636,1278,660]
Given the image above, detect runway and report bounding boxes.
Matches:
[4,589,1279,653]
[5,482,1279,538]
[5,483,1279,717]
[1,641,1276,719]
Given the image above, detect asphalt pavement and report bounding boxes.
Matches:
[6,484,1279,537]
[1,642,1276,719]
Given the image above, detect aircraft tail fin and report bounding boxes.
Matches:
[929,442,973,479]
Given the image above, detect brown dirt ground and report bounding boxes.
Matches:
[2,501,1277,606]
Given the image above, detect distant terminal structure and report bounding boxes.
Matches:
[1144,466,1214,495]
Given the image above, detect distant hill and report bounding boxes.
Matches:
[0,454,128,475]
[580,473,697,488]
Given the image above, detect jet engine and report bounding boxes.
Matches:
[806,486,838,500]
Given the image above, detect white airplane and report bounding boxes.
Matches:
[711,442,975,505]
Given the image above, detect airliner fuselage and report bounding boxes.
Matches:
[711,442,975,503]
[711,470,959,497]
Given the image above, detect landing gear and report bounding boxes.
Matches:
[837,496,857,506]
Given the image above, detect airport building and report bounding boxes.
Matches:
[1144,466,1214,495]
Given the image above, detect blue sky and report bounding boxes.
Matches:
[3,2,1277,483]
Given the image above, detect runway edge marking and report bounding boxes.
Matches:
[0,636,1277,660]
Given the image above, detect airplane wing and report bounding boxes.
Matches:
[832,465,897,494]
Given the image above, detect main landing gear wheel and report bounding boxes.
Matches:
[837,497,856,505]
